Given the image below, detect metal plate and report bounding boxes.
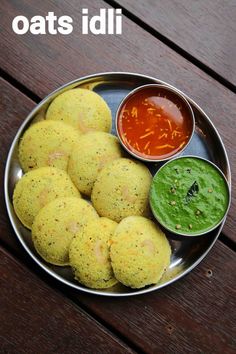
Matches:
[4,72,231,297]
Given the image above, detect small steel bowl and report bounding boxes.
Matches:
[149,155,231,237]
[116,84,195,163]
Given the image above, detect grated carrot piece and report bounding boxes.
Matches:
[144,141,150,150]
[167,119,172,131]
[135,142,140,151]
[145,128,151,132]
[172,130,182,138]
[147,108,155,115]
[139,131,154,139]
[155,144,175,149]
[147,148,151,155]
[179,141,186,149]
[158,133,167,139]
[131,107,138,118]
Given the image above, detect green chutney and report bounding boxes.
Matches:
[150,157,230,236]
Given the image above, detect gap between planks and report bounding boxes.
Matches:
[0,67,41,103]
[219,234,236,252]
[104,0,236,94]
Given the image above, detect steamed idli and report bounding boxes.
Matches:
[91,158,152,222]
[32,197,98,266]
[13,167,80,229]
[68,132,123,196]
[19,120,80,172]
[46,88,112,133]
[110,216,171,288]
[69,217,118,289]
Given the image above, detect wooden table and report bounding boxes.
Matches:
[0,1,235,353]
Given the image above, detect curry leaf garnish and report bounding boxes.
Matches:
[185,181,199,204]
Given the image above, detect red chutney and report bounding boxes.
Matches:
[117,86,194,160]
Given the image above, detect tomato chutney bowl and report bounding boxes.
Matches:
[116,84,195,162]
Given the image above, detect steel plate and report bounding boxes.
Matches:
[4,72,231,296]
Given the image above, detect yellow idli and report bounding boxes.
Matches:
[91,158,152,222]
[19,120,80,172]
[68,132,123,196]
[69,217,118,289]
[13,167,80,229]
[32,197,98,266]
[46,88,112,133]
[110,216,171,288]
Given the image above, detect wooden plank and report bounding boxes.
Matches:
[0,0,235,240]
[76,241,236,354]
[0,78,35,252]
[1,225,235,354]
[0,78,235,354]
[117,0,236,87]
[0,246,134,354]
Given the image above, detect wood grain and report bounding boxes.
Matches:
[0,78,35,252]
[0,78,235,354]
[0,246,134,354]
[117,0,236,87]
[77,241,236,354]
[0,0,235,241]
